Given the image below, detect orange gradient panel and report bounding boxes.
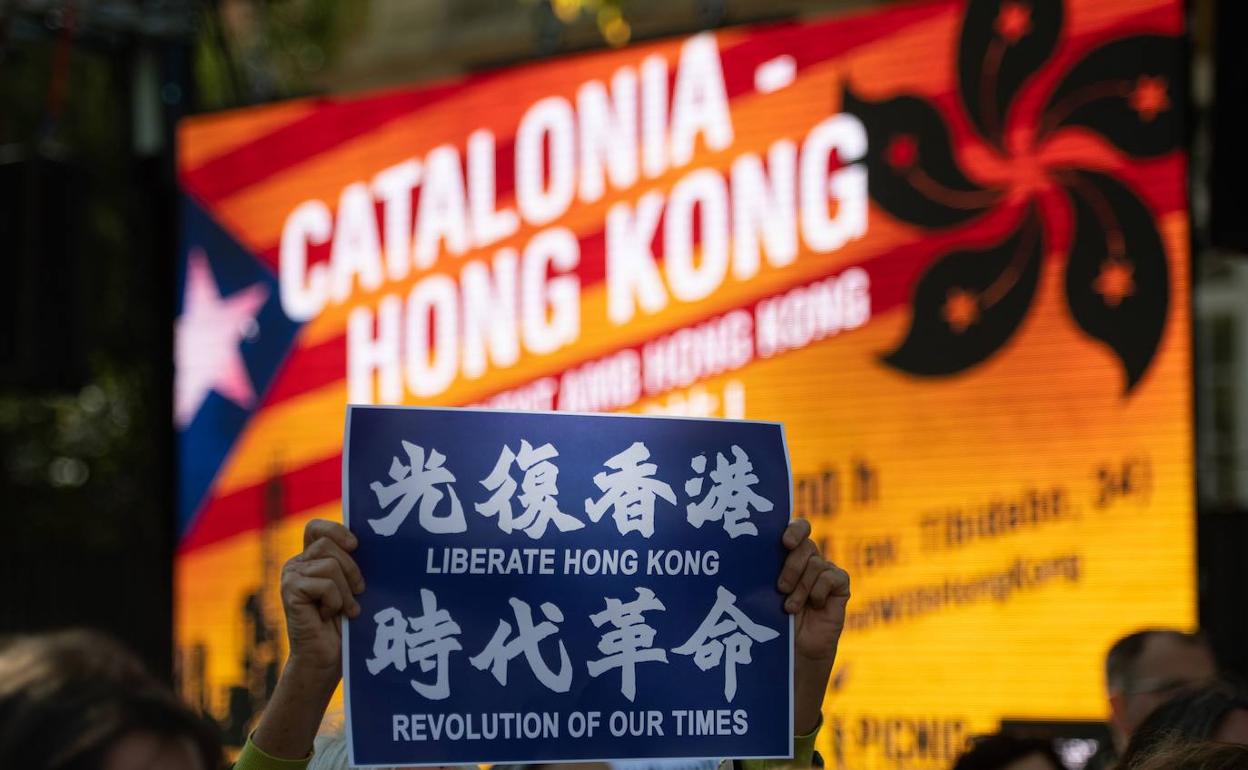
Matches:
[175,0,1191,766]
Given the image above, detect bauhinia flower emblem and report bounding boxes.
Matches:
[844,0,1182,392]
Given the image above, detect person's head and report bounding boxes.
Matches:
[1117,685,1248,770]
[952,733,1064,770]
[1106,629,1217,749]
[1128,740,1248,770]
[0,629,220,770]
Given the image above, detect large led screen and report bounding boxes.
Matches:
[175,0,1192,766]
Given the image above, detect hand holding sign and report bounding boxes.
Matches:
[780,518,850,662]
[245,408,851,767]
[250,520,365,763]
[282,520,366,674]
[245,521,849,767]
[779,517,851,735]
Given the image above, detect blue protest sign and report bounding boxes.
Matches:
[342,406,793,767]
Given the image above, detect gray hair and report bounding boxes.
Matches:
[307,730,478,770]
[308,732,395,770]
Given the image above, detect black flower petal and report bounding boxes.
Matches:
[1039,35,1183,157]
[882,206,1043,377]
[842,86,1002,229]
[958,0,1063,151]
[1061,170,1169,393]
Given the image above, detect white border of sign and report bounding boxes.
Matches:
[342,404,796,768]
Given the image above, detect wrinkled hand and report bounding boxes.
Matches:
[777,517,850,735]
[777,517,850,665]
[254,519,365,760]
[281,519,365,678]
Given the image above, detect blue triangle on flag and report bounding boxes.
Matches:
[176,194,303,538]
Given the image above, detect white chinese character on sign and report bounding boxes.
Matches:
[671,585,779,701]
[469,597,573,693]
[476,440,584,539]
[684,445,774,538]
[584,442,677,538]
[369,441,466,536]
[364,589,462,700]
[365,607,410,674]
[586,587,668,702]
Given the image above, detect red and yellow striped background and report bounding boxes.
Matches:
[176,1,1192,766]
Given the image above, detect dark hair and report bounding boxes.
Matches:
[0,629,221,769]
[1130,740,1248,770]
[952,733,1064,770]
[1118,685,1248,770]
[1106,629,1209,693]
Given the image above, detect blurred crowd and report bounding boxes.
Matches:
[1,521,1244,770]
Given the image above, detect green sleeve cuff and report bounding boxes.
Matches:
[233,738,312,770]
[792,720,820,765]
[739,718,822,770]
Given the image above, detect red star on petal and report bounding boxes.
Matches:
[886,134,918,170]
[1128,75,1170,122]
[995,1,1032,45]
[1093,259,1135,307]
[943,288,980,333]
